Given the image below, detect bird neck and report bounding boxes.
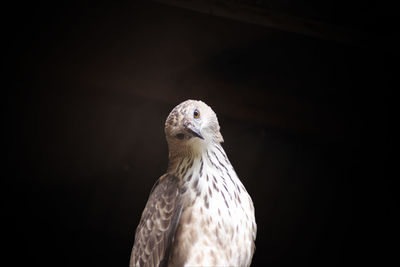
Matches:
[167,143,233,184]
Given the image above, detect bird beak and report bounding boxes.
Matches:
[185,123,204,140]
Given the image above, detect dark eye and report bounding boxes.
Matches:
[176,133,185,140]
[193,109,200,119]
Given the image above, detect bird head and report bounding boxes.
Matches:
[165,100,223,158]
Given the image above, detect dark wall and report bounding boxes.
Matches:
[6,1,395,266]
[229,0,387,28]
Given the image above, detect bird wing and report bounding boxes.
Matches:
[130,174,183,267]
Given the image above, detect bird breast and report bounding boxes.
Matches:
[168,145,256,267]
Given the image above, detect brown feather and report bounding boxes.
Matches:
[130,174,182,267]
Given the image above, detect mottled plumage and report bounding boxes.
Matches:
[130,100,256,267]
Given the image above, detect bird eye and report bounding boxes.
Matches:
[176,133,185,140]
[193,109,200,119]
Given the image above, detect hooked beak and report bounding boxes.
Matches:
[185,123,204,140]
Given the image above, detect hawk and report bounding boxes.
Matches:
[130,100,256,266]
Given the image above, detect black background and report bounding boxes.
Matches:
[6,1,396,266]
